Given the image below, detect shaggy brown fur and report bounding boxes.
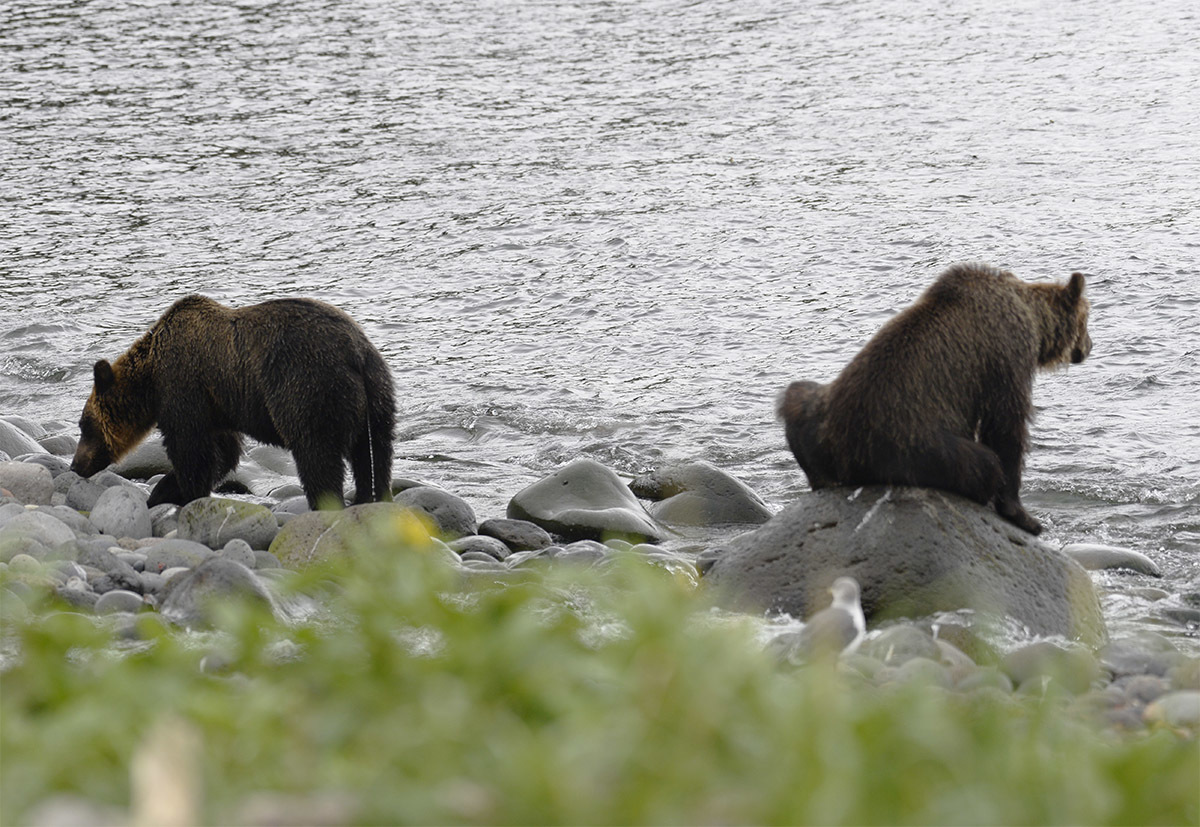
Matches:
[779,263,1091,535]
[71,296,396,509]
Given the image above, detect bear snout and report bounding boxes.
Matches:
[70,442,111,477]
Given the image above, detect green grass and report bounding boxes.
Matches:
[2,512,1197,825]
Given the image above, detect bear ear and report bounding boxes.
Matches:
[93,360,116,393]
[1066,272,1086,303]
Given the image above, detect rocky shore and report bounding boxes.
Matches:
[1,414,1198,735]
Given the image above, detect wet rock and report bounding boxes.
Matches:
[31,505,98,537]
[253,550,282,570]
[89,485,152,540]
[1099,633,1183,678]
[508,459,663,543]
[139,571,167,598]
[1061,542,1162,577]
[177,497,278,550]
[65,478,109,512]
[220,538,257,568]
[13,453,71,478]
[148,503,178,537]
[1144,691,1200,730]
[631,461,773,526]
[557,539,610,564]
[159,556,275,629]
[273,495,311,516]
[0,461,53,505]
[142,539,215,574]
[269,502,413,569]
[112,435,173,479]
[52,470,82,495]
[448,535,511,561]
[394,486,477,540]
[862,625,941,666]
[1114,674,1171,705]
[956,667,1014,694]
[95,588,144,615]
[477,517,554,551]
[1158,605,1200,628]
[0,511,77,559]
[76,545,142,594]
[55,582,99,611]
[36,433,77,455]
[1002,641,1100,695]
[0,419,44,457]
[703,486,1106,645]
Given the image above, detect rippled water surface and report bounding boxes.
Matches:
[2,0,1197,646]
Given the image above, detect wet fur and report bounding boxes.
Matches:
[71,295,396,509]
[779,263,1091,535]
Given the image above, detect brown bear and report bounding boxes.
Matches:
[70,295,396,510]
[779,263,1091,535]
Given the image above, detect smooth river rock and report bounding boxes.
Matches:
[177,497,278,550]
[0,461,54,505]
[0,419,44,458]
[703,485,1107,646]
[393,486,477,540]
[1061,542,1163,577]
[629,461,773,526]
[89,485,152,540]
[507,459,663,543]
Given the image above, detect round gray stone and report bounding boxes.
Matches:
[703,486,1106,645]
[0,510,76,552]
[1062,542,1162,577]
[95,589,144,615]
[0,461,53,505]
[507,459,663,543]
[631,461,773,526]
[159,556,276,629]
[394,486,477,540]
[89,485,152,540]
[220,538,257,568]
[142,539,215,574]
[0,419,44,458]
[111,435,173,480]
[477,517,554,551]
[448,535,511,561]
[177,497,278,550]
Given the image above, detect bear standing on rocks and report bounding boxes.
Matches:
[779,263,1091,535]
[71,296,396,510]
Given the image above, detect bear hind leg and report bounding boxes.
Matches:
[293,443,347,510]
[887,433,1005,507]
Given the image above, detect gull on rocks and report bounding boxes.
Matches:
[785,576,867,663]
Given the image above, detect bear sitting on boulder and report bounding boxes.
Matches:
[779,263,1091,535]
[71,295,395,510]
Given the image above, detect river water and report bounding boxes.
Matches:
[2,0,1197,648]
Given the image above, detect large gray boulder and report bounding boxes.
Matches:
[0,419,44,458]
[507,459,663,543]
[703,486,1106,646]
[629,461,773,526]
[177,497,278,550]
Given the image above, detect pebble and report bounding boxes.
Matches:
[220,538,257,569]
[143,540,215,574]
[1143,691,1200,729]
[448,535,511,561]
[95,589,145,615]
[0,461,54,504]
[89,485,152,540]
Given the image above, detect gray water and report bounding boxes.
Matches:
[2,0,1197,647]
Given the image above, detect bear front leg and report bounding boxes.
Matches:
[980,413,1042,535]
[157,418,220,507]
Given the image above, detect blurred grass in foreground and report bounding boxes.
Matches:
[1,512,1197,826]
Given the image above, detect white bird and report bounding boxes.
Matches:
[787,576,867,662]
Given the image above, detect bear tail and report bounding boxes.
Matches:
[351,354,397,504]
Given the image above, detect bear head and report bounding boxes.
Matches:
[70,359,156,477]
[1035,271,1091,368]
